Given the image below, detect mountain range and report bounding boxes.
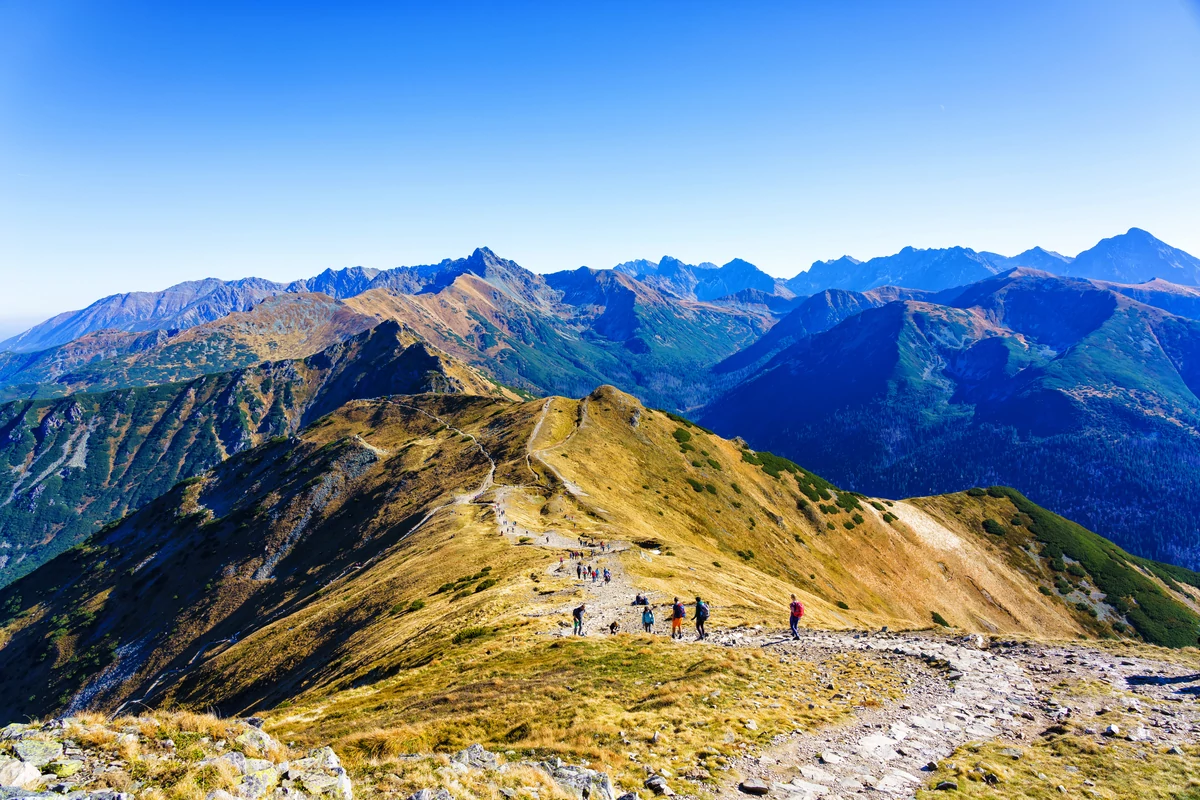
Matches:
[4,230,1200,581]
[12,228,1196,356]
[4,385,1198,724]
[0,322,511,585]
[702,268,1200,568]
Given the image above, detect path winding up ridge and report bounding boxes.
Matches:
[467,401,1200,798]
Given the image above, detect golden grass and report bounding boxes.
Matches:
[917,737,1200,799]
[273,632,903,794]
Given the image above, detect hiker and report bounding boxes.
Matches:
[604,568,611,584]
[789,594,805,640]
[577,563,583,579]
[609,620,620,635]
[573,603,586,635]
[695,596,709,640]
[671,597,686,639]
[592,568,598,584]
[642,605,655,633]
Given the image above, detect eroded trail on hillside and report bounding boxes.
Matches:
[468,403,1200,799]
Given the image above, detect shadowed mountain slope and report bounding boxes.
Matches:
[0,321,511,586]
[702,271,1200,568]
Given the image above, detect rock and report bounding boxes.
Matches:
[47,760,83,778]
[737,779,769,795]
[13,741,63,768]
[1127,726,1151,742]
[1103,724,1120,737]
[451,744,499,771]
[540,761,614,800]
[615,794,638,800]
[245,718,266,730]
[299,773,351,800]
[959,634,987,650]
[309,748,342,773]
[0,758,42,789]
[208,791,241,800]
[643,775,673,797]
[407,790,451,800]
[742,720,758,731]
[240,765,280,799]
[500,790,517,799]
[0,726,30,742]
[818,752,843,765]
[935,780,959,791]
[236,729,276,754]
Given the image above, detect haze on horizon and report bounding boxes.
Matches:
[1,0,1199,329]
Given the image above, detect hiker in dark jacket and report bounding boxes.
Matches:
[694,596,710,640]
[572,603,586,636]
[671,597,686,639]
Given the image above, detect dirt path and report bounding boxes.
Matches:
[450,399,1200,799]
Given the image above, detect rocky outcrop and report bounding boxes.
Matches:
[0,718,349,800]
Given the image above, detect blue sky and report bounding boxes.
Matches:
[1,1,1199,330]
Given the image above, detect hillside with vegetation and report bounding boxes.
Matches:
[703,269,1200,570]
[4,385,1198,714]
[0,321,512,586]
[3,385,1199,798]
[0,293,380,402]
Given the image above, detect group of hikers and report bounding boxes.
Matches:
[571,592,806,641]
[575,563,612,584]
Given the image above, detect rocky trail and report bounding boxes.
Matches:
[470,403,1200,798]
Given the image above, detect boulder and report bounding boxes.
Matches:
[47,760,82,778]
[451,745,499,771]
[406,790,451,800]
[0,759,42,790]
[13,741,62,768]
[0,726,30,742]
[309,748,343,773]
[737,779,769,796]
[642,775,673,797]
[538,761,614,800]
[935,780,959,791]
[236,729,276,754]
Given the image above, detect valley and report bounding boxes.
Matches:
[3,386,1199,798]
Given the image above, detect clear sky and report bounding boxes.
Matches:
[1,1,1199,331]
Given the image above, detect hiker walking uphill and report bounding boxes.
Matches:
[694,596,710,640]
[671,597,686,639]
[572,603,586,636]
[789,593,805,640]
[642,605,655,633]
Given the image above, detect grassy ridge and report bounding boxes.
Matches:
[988,486,1200,648]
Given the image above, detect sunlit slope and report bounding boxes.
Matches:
[6,385,1196,725]
[0,293,379,401]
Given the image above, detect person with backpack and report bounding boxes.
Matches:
[577,563,583,580]
[642,605,655,633]
[694,596,710,640]
[789,593,805,640]
[603,568,611,584]
[671,597,686,639]
[572,603,586,636]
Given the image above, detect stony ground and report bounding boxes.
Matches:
[481,402,1200,799]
